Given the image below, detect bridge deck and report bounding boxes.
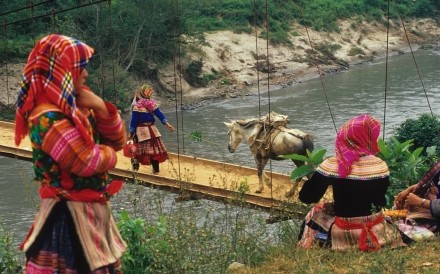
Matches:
[0,121,330,215]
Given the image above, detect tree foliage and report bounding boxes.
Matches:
[1,0,438,108]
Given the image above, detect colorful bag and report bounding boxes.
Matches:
[123,143,137,158]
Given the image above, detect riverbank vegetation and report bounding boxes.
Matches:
[1,113,440,273]
[1,0,439,111]
[2,1,440,273]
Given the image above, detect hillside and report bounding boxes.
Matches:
[1,18,440,110]
[157,18,440,109]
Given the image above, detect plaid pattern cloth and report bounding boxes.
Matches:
[298,202,405,251]
[15,34,95,147]
[135,125,168,165]
[23,200,125,273]
[335,114,381,177]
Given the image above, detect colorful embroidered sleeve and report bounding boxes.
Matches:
[94,102,126,150]
[153,108,168,124]
[41,119,117,177]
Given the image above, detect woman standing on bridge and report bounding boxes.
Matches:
[297,114,405,251]
[15,34,126,273]
[127,83,174,173]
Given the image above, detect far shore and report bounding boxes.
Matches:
[159,43,432,112]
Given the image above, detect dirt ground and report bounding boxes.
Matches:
[1,19,440,110]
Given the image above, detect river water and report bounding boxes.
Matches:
[2,49,440,241]
[160,49,440,172]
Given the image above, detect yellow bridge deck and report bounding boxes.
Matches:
[0,121,328,217]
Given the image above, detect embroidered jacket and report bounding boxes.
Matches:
[28,102,126,199]
[299,155,390,217]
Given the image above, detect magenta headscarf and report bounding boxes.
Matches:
[335,114,381,178]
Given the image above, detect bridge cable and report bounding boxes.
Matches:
[2,21,10,106]
[392,0,434,118]
[106,0,117,104]
[382,0,390,140]
[298,5,338,134]
[172,0,182,182]
[176,0,185,154]
[264,0,274,201]
[0,0,53,17]
[253,0,262,118]
[2,0,108,28]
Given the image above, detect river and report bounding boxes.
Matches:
[159,49,440,173]
[2,49,440,241]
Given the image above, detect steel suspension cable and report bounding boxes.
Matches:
[172,0,182,181]
[298,5,338,133]
[0,0,54,17]
[383,0,390,140]
[264,0,274,200]
[107,0,117,105]
[392,0,434,118]
[2,0,108,28]
[176,0,185,154]
[253,0,262,118]
[3,22,9,106]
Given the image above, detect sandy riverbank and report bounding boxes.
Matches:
[2,19,440,112]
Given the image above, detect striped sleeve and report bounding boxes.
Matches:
[95,102,126,151]
[41,119,117,177]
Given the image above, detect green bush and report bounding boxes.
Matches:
[393,113,440,156]
[377,138,429,207]
[117,210,154,273]
[0,225,22,273]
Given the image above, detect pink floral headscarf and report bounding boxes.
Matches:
[335,114,381,178]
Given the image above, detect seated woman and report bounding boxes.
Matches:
[394,161,440,232]
[298,114,405,251]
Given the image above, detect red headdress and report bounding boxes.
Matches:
[15,34,95,147]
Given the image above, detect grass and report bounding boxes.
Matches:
[232,239,440,274]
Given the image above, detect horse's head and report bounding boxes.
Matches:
[224,119,259,153]
[224,121,242,153]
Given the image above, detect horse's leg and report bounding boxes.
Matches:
[261,157,271,188]
[285,159,304,198]
[254,154,265,193]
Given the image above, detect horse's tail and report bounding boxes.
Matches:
[303,134,314,153]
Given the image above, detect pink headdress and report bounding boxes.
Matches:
[335,114,381,178]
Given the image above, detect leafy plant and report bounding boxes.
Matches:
[281,148,327,181]
[117,210,154,273]
[0,225,22,273]
[393,113,440,156]
[377,137,429,207]
[189,130,203,142]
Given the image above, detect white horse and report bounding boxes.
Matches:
[224,113,314,196]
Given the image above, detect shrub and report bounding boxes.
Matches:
[0,225,22,273]
[393,113,440,156]
[377,138,429,207]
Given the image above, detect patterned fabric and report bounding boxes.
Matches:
[27,103,124,193]
[137,98,157,112]
[317,155,389,180]
[413,161,440,198]
[15,34,95,147]
[23,200,124,273]
[332,211,404,251]
[335,114,381,178]
[21,103,127,270]
[135,125,168,165]
[129,106,168,134]
[298,202,405,251]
